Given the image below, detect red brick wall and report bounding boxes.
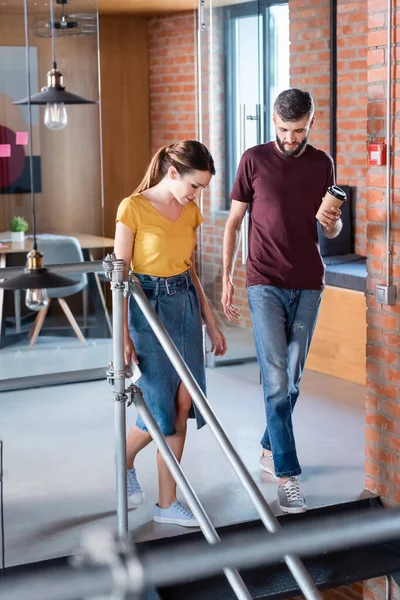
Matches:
[323,582,364,600]
[337,1,368,256]
[290,0,368,256]
[365,0,400,512]
[148,12,197,155]
[289,0,331,153]
[291,582,364,600]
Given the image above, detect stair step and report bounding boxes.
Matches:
[4,498,399,600]
[136,497,400,600]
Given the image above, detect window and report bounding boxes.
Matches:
[224,0,289,201]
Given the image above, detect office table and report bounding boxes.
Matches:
[0,232,115,347]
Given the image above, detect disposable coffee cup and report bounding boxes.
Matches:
[316,185,347,220]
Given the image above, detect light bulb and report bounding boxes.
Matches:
[25,288,49,311]
[44,102,67,131]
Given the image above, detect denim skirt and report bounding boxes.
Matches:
[128,270,207,436]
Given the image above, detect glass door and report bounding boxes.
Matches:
[198,0,289,370]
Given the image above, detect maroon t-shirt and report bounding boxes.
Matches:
[230,142,335,290]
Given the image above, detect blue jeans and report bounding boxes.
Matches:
[248,285,322,477]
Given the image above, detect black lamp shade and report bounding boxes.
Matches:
[13,88,97,105]
[0,269,76,290]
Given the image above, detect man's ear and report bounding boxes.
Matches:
[309,115,316,129]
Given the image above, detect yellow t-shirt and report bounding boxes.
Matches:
[116,193,204,277]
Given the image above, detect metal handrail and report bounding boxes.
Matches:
[2,504,400,599]
[128,273,319,600]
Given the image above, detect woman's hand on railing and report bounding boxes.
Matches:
[124,335,139,366]
[206,324,227,357]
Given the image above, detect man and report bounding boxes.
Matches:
[221,88,342,514]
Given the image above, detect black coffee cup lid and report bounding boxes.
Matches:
[328,185,347,201]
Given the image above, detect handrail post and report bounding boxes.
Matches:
[103,254,130,540]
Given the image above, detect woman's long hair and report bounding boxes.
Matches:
[134,140,215,194]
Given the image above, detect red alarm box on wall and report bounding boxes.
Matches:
[368,142,386,166]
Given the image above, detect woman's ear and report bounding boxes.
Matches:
[168,166,179,180]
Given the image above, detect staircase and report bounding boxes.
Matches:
[135,497,400,600]
[3,497,400,599]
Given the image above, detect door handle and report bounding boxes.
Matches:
[240,104,246,154]
[240,104,249,265]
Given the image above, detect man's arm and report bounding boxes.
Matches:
[318,206,343,239]
[323,219,342,239]
[221,200,248,321]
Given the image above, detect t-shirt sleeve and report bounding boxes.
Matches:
[230,151,253,203]
[116,196,139,234]
[325,155,336,191]
[193,202,204,229]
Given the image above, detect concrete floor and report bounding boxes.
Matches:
[1,365,365,568]
[0,336,112,381]
[0,323,252,382]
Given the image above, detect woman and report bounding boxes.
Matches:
[114,140,227,527]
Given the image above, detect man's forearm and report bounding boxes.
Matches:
[323,218,343,239]
[223,221,241,283]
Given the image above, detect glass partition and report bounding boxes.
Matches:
[0,0,110,389]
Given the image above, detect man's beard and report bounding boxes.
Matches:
[275,135,308,157]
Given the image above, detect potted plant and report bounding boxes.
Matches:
[10,216,28,243]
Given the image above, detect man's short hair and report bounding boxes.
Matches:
[273,89,314,122]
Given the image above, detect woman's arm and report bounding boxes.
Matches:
[190,251,227,356]
[190,251,216,328]
[114,221,138,363]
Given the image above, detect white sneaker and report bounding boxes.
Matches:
[127,467,145,506]
[153,500,198,527]
[278,477,307,514]
[259,451,276,479]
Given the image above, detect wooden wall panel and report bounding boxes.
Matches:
[0,14,150,240]
[99,15,150,238]
[0,14,102,236]
[307,286,367,386]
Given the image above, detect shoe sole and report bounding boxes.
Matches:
[259,463,277,479]
[128,493,145,506]
[153,516,199,527]
[279,504,307,514]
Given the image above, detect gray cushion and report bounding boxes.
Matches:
[325,258,367,293]
[323,253,365,266]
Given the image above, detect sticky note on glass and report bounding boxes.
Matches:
[16,132,28,146]
[0,144,11,157]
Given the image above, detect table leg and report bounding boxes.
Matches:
[0,254,6,344]
[89,251,112,336]
[14,289,21,334]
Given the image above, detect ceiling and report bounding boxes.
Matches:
[0,0,249,16]
[0,0,198,15]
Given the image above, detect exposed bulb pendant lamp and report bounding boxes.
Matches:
[13,0,97,130]
[0,0,76,303]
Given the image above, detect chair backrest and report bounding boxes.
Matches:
[34,234,88,299]
[318,185,355,257]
